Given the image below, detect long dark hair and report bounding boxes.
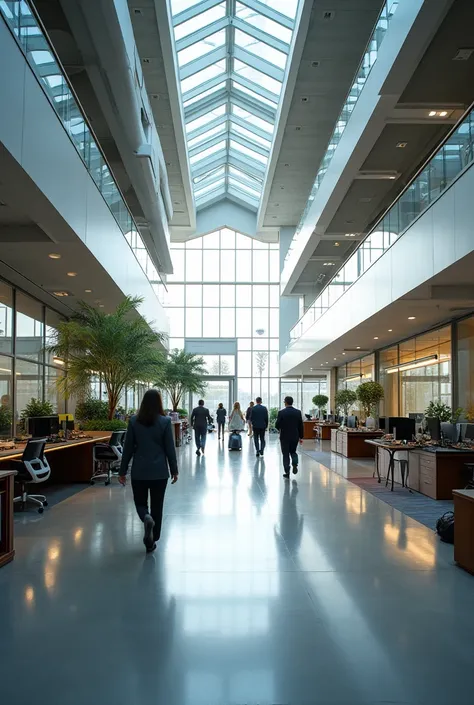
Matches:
[136,389,165,426]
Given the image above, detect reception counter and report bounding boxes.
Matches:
[331,428,384,457]
[303,420,317,439]
[314,422,340,441]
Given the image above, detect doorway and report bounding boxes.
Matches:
[190,378,235,416]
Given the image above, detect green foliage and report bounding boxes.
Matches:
[0,405,12,433]
[79,419,128,432]
[451,407,464,424]
[312,394,329,411]
[20,398,54,419]
[356,381,384,417]
[269,406,279,428]
[155,349,206,411]
[424,400,452,423]
[334,389,358,415]
[75,399,109,421]
[46,296,164,419]
[176,408,188,417]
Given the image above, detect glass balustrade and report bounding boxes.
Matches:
[0,0,165,289]
[289,106,474,345]
[284,0,399,266]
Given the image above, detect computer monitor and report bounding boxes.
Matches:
[28,416,60,438]
[426,417,441,442]
[347,415,357,428]
[305,413,312,420]
[327,414,336,423]
[465,424,474,441]
[385,417,415,441]
[440,422,459,443]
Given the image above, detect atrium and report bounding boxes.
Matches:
[1,1,474,703]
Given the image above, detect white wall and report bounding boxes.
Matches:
[279,227,300,357]
[280,162,474,374]
[0,17,168,333]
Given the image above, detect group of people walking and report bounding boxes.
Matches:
[118,389,304,553]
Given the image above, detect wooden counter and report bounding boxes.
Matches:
[303,420,317,440]
[331,428,384,457]
[0,470,16,568]
[453,489,474,574]
[0,436,111,483]
[375,445,473,499]
[314,422,340,441]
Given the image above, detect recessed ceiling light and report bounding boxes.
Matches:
[48,253,61,259]
[342,352,346,355]
[396,142,408,148]
[99,304,105,308]
[388,328,393,332]
[67,272,77,277]
[52,291,69,297]
[429,110,437,117]
[334,242,340,247]
[334,357,337,360]
[323,262,335,266]
[356,346,360,350]
[345,233,356,237]
[374,337,379,340]
[85,289,92,293]
[320,363,323,366]
[439,111,448,117]
[325,362,328,364]
[408,316,416,320]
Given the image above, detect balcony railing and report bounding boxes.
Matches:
[289,104,474,345]
[284,0,400,267]
[0,0,165,289]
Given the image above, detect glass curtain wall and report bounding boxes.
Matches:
[0,277,66,436]
[280,379,328,416]
[456,316,474,418]
[164,228,280,408]
[378,325,452,416]
[337,355,375,393]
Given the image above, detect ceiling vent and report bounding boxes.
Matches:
[142,58,151,64]
[300,96,309,103]
[322,10,335,21]
[453,48,474,61]
[133,8,143,15]
[311,60,320,68]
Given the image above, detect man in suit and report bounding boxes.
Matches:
[250,396,268,457]
[191,399,212,456]
[275,396,304,478]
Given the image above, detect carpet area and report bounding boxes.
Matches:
[347,477,453,531]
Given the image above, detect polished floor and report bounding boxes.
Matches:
[1,434,473,705]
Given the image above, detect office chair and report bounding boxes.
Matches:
[91,431,124,486]
[12,439,51,513]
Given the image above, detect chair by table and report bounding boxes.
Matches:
[91,431,124,485]
[12,439,51,513]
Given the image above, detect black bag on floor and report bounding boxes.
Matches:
[228,431,242,451]
[436,511,454,543]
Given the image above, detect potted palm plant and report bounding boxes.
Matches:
[155,349,206,411]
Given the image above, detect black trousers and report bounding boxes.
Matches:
[194,427,207,449]
[253,428,266,453]
[131,479,168,541]
[280,439,298,473]
[217,422,225,438]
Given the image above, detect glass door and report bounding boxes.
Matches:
[191,379,234,418]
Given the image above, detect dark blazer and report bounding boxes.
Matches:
[119,415,178,481]
[275,406,304,442]
[191,406,212,429]
[216,408,226,423]
[250,403,268,429]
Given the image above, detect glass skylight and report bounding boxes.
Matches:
[170,0,301,209]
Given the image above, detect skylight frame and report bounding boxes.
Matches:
[170,0,300,209]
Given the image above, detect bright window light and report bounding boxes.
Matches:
[183,82,226,107]
[234,29,287,69]
[180,61,226,94]
[233,59,282,96]
[231,80,278,107]
[232,105,274,134]
[190,140,226,165]
[235,2,292,43]
[230,123,272,148]
[178,30,226,67]
[186,104,226,133]
[188,124,226,149]
[229,140,268,165]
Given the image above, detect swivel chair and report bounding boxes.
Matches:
[91,431,124,486]
[12,439,51,513]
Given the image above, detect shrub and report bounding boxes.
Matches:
[176,408,188,417]
[312,394,329,412]
[20,398,54,419]
[269,406,279,429]
[0,405,12,433]
[79,419,128,432]
[424,401,452,423]
[356,382,384,418]
[75,399,109,421]
[334,389,358,416]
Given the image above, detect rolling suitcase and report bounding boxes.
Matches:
[228,431,242,451]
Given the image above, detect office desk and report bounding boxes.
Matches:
[453,489,474,574]
[303,420,317,439]
[372,444,474,499]
[366,440,419,491]
[0,436,111,483]
[314,422,340,440]
[331,429,383,457]
[0,470,16,568]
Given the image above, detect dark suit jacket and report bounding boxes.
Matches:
[119,415,178,480]
[250,403,268,429]
[191,406,211,429]
[275,406,304,442]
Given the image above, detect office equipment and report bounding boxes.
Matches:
[426,417,441,441]
[441,422,459,443]
[464,424,474,441]
[347,415,358,428]
[327,414,336,423]
[305,413,312,420]
[384,417,415,441]
[28,416,59,438]
[59,413,75,431]
[12,439,50,513]
[91,431,124,485]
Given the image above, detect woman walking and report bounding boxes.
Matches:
[246,401,254,437]
[228,401,246,432]
[216,402,227,440]
[119,389,178,553]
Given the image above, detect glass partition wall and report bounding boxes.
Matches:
[0,277,67,436]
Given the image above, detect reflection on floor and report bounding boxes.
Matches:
[0,434,472,705]
[301,439,375,478]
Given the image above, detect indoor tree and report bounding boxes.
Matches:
[356,381,384,419]
[334,389,358,416]
[156,349,206,411]
[312,394,329,416]
[47,296,164,419]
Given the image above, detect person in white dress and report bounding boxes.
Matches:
[228,401,245,432]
